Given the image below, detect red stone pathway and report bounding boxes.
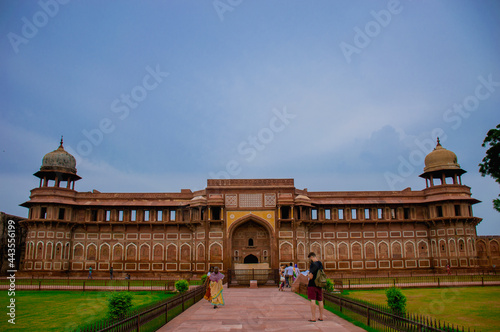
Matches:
[157,285,365,331]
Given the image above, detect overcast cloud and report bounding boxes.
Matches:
[0,0,499,235]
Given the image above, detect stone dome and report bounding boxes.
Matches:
[423,138,460,173]
[40,138,77,174]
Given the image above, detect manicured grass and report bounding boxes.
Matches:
[0,290,176,332]
[298,293,378,332]
[344,286,500,332]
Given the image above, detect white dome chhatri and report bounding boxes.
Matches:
[40,137,77,174]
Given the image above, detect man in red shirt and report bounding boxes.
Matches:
[307,252,324,322]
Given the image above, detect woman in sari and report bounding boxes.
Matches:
[209,267,225,309]
[203,266,214,301]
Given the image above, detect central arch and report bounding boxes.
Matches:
[228,216,273,269]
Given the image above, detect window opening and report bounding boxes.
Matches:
[58,208,65,220]
[40,207,47,219]
[404,208,410,219]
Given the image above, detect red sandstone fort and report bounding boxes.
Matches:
[6,138,499,277]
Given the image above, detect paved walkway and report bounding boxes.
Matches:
[157,286,365,332]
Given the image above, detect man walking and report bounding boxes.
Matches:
[307,252,324,322]
[110,266,113,280]
[284,263,294,288]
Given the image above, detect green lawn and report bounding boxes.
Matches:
[344,286,500,332]
[0,290,176,332]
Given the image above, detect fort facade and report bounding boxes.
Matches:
[19,138,499,276]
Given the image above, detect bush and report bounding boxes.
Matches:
[201,274,208,284]
[324,278,334,292]
[386,287,406,316]
[175,279,189,293]
[107,292,133,320]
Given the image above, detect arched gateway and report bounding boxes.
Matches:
[229,217,274,270]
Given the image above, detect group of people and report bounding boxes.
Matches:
[88,255,322,321]
[279,262,300,291]
[201,253,324,322]
[203,266,225,309]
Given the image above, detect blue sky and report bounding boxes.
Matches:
[0,0,499,235]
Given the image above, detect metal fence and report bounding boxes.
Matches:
[298,284,480,332]
[75,284,206,332]
[333,274,500,290]
[0,278,189,292]
[328,267,498,279]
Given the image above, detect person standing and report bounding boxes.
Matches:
[88,266,92,279]
[209,267,225,309]
[109,267,113,280]
[307,252,324,322]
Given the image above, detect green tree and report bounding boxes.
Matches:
[324,278,334,292]
[175,279,189,293]
[479,124,500,212]
[107,292,133,320]
[386,287,406,316]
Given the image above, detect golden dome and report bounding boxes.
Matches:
[423,138,460,173]
[40,138,77,174]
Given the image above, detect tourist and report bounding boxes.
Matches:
[209,267,225,309]
[293,264,301,282]
[207,266,214,278]
[307,252,324,322]
[110,267,113,280]
[125,273,130,280]
[285,263,294,288]
[88,266,92,279]
[204,266,214,301]
[279,270,285,291]
[446,264,451,275]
